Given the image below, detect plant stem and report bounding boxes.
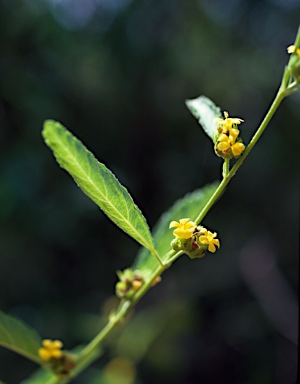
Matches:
[222,158,230,178]
[195,85,286,225]
[63,28,300,379]
[75,84,286,375]
[75,252,181,370]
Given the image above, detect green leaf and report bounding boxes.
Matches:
[20,369,56,384]
[134,182,219,270]
[42,120,156,255]
[0,310,42,364]
[185,95,222,141]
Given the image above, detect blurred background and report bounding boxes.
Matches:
[0,0,299,383]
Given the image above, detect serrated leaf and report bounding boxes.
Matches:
[185,95,222,141]
[0,310,42,364]
[134,182,219,270]
[42,120,156,255]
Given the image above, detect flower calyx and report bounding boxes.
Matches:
[38,339,75,378]
[214,111,245,159]
[115,269,147,300]
[169,219,220,259]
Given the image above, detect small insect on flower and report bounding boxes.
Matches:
[169,218,197,239]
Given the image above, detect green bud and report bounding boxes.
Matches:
[289,54,300,83]
[115,281,128,299]
[171,237,186,251]
[115,268,146,300]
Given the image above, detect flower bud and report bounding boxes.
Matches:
[115,268,145,300]
[289,53,300,83]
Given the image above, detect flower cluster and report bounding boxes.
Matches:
[214,111,245,159]
[38,339,75,378]
[116,269,150,299]
[169,218,220,259]
[38,339,63,361]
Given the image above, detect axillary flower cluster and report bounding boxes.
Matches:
[38,339,75,377]
[214,111,245,159]
[169,218,220,259]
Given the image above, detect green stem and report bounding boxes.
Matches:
[195,85,286,225]
[75,251,181,370]
[60,27,300,380]
[222,158,230,178]
[76,83,286,375]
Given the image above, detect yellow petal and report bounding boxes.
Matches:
[208,243,217,253]
[214,239,220,248]
[38,348,52,361]
[217,142,230,151]
[232,142,245,156]
[199,235,209,245]
[52,340,63,349]
[169,221,179,229]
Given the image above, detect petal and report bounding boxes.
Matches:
[53,340,63,349]
[217,142,230,151]
[218,134,230,143]
[179,218,190,224]
[229,118,244,124]
[185,221,196,229]
[208,243,216,253]
[51,349,63,359]
[199,235,209,245]
[38,348,51,361]
[174,227,193,239]
[42,339,52,348]
[169,221,179,228]
[232,143,245,156]
[213,239,220,248]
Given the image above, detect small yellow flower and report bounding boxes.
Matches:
[216,133,245,157]
[287,45,300,56]
[38,339,63,361]
[215,111,244,133]
[199,229,220,253]
[169,218,196,239]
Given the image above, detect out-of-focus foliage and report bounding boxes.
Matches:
[0,0,298,383]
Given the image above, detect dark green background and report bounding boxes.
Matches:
[0,0,299,383]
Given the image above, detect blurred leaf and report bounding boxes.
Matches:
[42,120,156,255]
[20,369,56,384]
[185,96,222,141]
[0,310,41,364]
[134,182,219,270]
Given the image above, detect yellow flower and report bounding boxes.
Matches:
[169,218,196,239]
[216,133,245,157]
[287,45,300,56]
[199,229,220,253]
[38,339,63,361]
[215,111,244,133]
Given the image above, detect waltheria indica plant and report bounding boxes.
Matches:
[1,28,299,384]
